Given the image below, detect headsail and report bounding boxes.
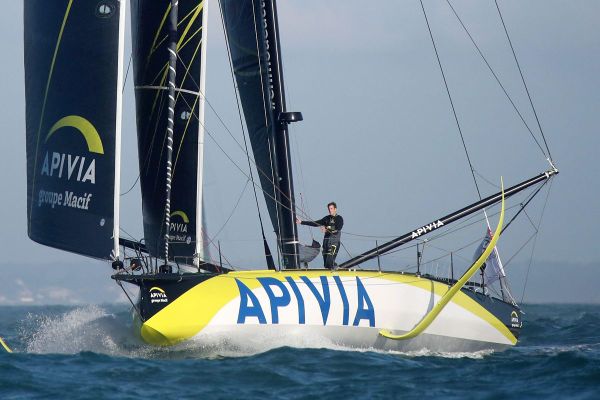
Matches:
[473,228,505,286]
[131,0,207,264]
[473,227,516,304]
[220,0,300,268]
[24,0,124,260]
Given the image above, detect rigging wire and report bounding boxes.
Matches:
[495,0,554,161]
[420,0,482,200]
[122,54,132,93]
[342,186,533,241]
[500,179,548,235]
[374,184,543,261]
[119,53,142,196]
[119,226,141,243]
[210,179,249,240]
[123,4,557,268]
[502,231,536,268]
[520,178,553,303]
[120,175,140,196]
[445,0,548,158]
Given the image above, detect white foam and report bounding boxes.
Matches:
[23,305,145,356]
[381,348,496,359]
[170,327,496,360]
[19,306,498,360]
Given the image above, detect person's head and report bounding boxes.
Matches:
[327,202,337,216]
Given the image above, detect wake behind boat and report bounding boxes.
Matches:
[23,0,557,352]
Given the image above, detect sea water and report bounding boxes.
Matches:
[0,304,598,399]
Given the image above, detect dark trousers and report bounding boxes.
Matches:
[323,236,340,269]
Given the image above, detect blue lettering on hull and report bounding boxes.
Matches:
[236,278,266,324]
[236,276,375,327]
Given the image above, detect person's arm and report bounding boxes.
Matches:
[300,216,326,227]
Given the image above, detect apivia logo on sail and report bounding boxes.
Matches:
[169,210,192,244]
[37,116,103,210]
[149,287,169,304]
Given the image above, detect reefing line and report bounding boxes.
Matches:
[380,178,505,341]
[0,337,12,353]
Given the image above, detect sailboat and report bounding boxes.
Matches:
[24,0,558,352]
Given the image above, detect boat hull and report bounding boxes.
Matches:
[117,270,521,352]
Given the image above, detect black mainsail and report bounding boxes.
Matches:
[24,0,125,260]
[220,0,300,268]
[131,0,208,265]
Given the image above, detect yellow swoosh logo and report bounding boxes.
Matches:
[170,210,190,223]
[46,115,104,154]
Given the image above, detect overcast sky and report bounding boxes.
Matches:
[1,0,598,304]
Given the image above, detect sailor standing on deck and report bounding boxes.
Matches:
[296,202,344,269]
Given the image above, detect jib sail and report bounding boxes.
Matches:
[131,1,208,264]
[24,0,125,260]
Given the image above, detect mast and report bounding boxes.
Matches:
[340,169,558,270]
[195,0,208,265]
[163,0,179,263]
[262,0,300,269]
[113,0,127,261]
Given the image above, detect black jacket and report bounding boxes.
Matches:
[301,215,344,239]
